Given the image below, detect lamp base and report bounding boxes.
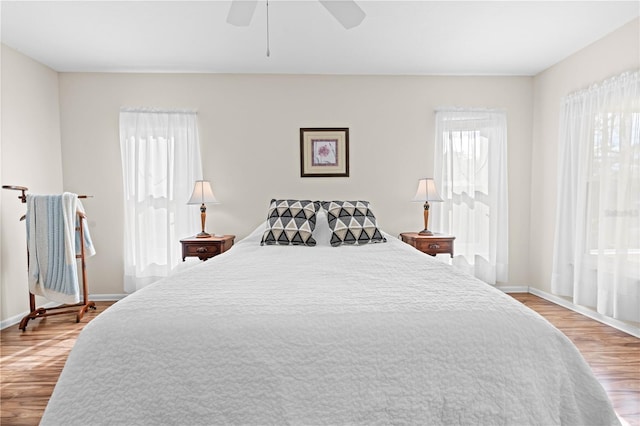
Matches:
[195,232,212,238]
[418,229,434,236]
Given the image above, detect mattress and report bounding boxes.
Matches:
[41,225,619,425]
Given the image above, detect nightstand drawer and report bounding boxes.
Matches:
[183,243,220,258]
[180,235,235,261]
[399,233,455,258]
[413,239,453,255]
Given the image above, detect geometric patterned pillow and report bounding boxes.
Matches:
[321,200,387,247]
[260,199,320,246]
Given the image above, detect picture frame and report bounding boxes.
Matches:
[300,128,350,177]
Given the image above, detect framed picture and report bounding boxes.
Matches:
[300,128,350,177]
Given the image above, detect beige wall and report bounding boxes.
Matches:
[529,18,640,294]
[1,45,64,322]
[57,73,533,296]
[4,17,635,322]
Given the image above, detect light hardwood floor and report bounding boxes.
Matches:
[1,295,638,425]
[511,293,640,426]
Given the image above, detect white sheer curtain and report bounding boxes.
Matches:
[433,109,509,285]
[552,71,639,322]
[119,109,202,292]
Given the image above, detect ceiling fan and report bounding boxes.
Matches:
[226,0,366,30]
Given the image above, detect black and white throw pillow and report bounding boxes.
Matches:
[260,199,319,246]
[321,200,387,247]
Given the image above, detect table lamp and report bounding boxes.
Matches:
[412,178,443,235]
[187,180,219,238]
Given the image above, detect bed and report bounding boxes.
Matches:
[41,202,619,425]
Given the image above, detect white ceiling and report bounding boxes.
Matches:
[1,1,638,76]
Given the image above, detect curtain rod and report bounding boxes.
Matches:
[120,107,198,114]
[434,107,506,114]
[563,69,637,101]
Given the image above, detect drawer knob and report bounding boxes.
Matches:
[428,244,440,249]
[196,247,208,253]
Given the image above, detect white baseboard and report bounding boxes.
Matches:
[528,287,640,338]
[495,285,639,338]
[495,285,529,293]
[0,301,59,330]
[0,294,128,330]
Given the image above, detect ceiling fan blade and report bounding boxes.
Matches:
[318,0,365,29]
[226,0,258,27]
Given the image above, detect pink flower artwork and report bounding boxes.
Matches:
[312,139,338,166]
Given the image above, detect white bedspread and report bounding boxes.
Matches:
[42,228,619,425]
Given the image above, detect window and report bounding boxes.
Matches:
[119,109,202,292]
[433,109,509,285]
[552,70,639,322]
[587,112,640,255]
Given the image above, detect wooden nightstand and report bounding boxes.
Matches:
[180,235,235,261]
[399,233,455,257]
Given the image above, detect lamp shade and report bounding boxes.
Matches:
[412,178,443,202]
[187,180,219,205]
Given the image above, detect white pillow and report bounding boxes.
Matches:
[313,210,332,246]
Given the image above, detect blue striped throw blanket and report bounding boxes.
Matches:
[26,193,95,304]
